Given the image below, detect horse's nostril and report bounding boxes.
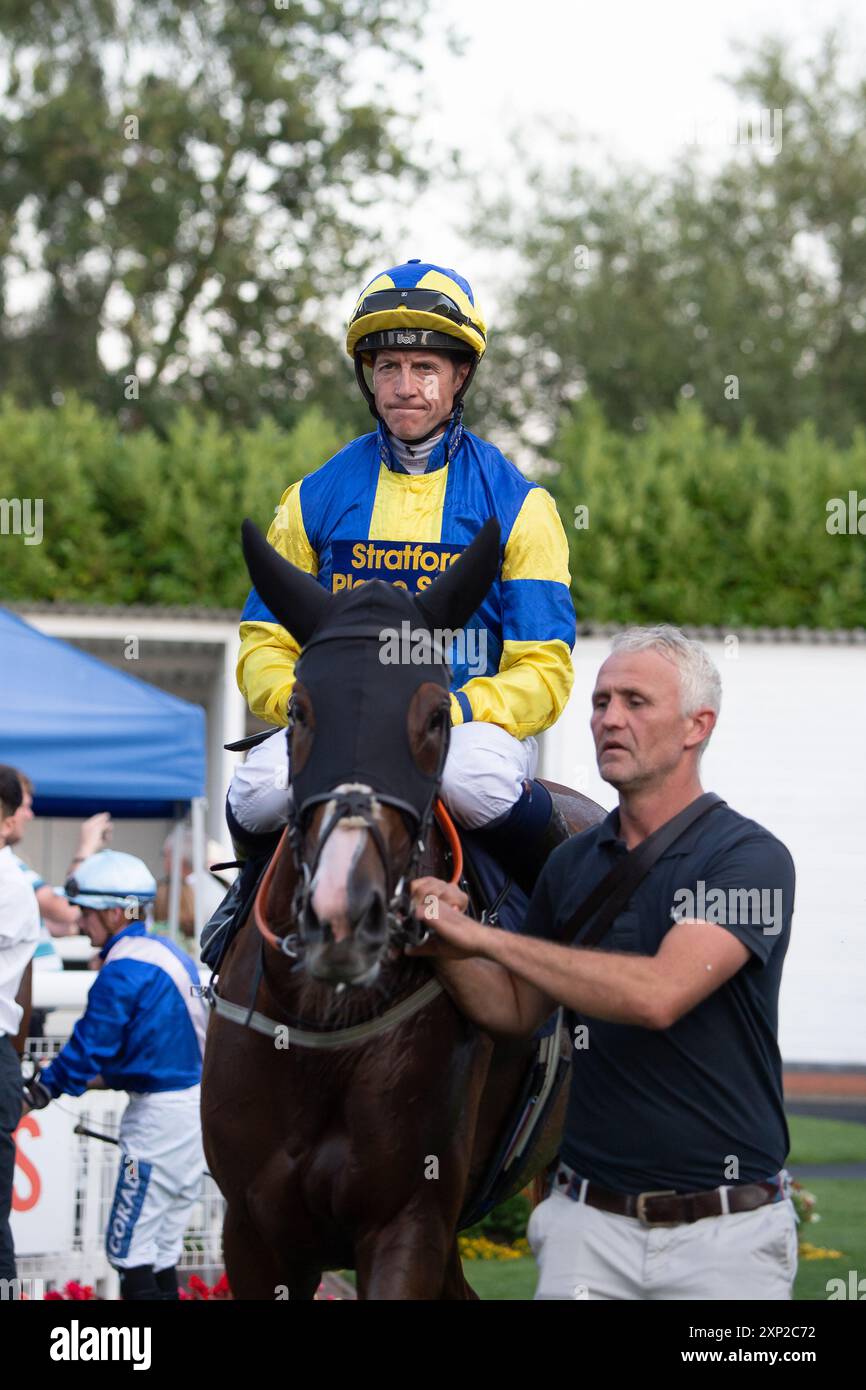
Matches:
[355,889,387,944]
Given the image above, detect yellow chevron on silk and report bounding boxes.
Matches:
[502,486,572,584]
[366,469,463,727]
[455,638,574,738]
[367,464,448,542]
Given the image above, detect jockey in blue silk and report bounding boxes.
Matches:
[227,259,576,891]
[22,851,206,1302]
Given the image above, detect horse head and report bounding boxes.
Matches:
[241,516,500,985]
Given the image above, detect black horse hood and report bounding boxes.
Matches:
[240,516,501,824]
[292,580,451,822]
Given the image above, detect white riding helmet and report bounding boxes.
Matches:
[65,850,157,911]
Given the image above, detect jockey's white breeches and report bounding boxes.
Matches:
[227,723,539,837]
[105,1086,204,1272]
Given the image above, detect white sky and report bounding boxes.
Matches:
[367,0,866,320]
[6,0,866,362]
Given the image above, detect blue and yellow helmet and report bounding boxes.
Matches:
[347,259,487,418]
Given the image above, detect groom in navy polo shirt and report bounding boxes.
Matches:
[410,625,796,1301]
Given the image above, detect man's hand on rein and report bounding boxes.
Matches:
[411,875,468,915]
[407,876,485,960]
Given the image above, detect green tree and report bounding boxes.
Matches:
[549,395,866,629]
[468,33,866,450]
[0,0,442,435]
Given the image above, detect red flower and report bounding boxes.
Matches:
[44,1280,97,1301]
[178,1271,233,1301]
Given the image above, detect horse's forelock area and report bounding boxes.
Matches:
[296,577,450,743]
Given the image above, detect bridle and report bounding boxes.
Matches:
[208,772,463,1051]
[250,680,459,964]
[255,787,463,962]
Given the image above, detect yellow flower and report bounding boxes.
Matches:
[799,1242,845,1261]
[458,1234,526,1262]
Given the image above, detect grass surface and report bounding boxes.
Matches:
[789,1179,866,1300]
[787,1114,866,1165]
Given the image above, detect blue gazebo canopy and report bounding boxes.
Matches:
[0,607,206,817]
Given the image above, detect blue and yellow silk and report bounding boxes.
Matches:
[238,413,576,739]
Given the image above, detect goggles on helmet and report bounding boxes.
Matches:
[349,288,486,349]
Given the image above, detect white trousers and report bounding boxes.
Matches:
[227,723,539,836]
[106,1086,205,1272]
[527,1185,799,1300]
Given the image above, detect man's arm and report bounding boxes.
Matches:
[36,885,80,934]
[477,918,751,1031]
[411,878,750,1036]
[410,877,557,1039]
[451,487,576,738]
[39,964,139,1099]
[237,481,318,724]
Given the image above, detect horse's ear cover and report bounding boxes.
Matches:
[415,516,501,634]
[242,514,501,645]
[241,518,331,647]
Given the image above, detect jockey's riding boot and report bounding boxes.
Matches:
[510,797,571,898]
[119,1264,161,1301]
[474,780,570,899]
[154,1265,180,1300]
[200,856,259,971]
[200,873,244,968]
[200,805,282,970]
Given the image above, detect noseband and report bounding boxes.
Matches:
[254,788,463,961]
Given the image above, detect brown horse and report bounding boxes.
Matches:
[201,519,604,1300]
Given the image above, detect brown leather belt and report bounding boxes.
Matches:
[555,1163,787,1227]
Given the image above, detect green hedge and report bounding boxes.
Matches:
[0,394,344,607]
[548,398,866,628]
[1,392,864,628]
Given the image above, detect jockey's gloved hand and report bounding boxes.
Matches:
[22,1076,52,1110]
[21,1056,52,1112]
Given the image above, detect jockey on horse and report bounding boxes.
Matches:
[220,260,576,944]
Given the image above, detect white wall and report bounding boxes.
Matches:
[538,638,866,1066]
